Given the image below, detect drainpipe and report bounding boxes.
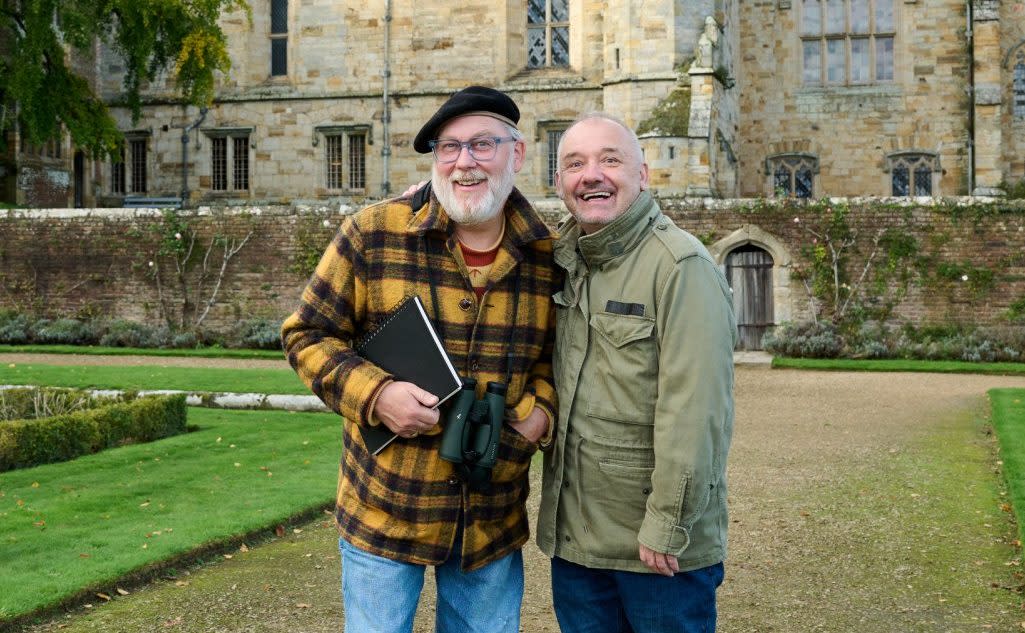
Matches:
[180,106,208,207]
[966,0,975,194]
[381,0,392,196]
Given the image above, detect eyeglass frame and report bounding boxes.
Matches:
[427,136,518,164]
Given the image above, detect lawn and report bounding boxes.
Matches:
[990,388,1025,544]
[773,356,1025,375]
[0,344,284,360]
[0,363,308,395]
[0,407,339,622]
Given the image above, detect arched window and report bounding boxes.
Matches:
[885,152,939,197]
[1014,55,1025,119]
[765,153,818,198]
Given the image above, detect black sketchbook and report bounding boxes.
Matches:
[353,295,462,455]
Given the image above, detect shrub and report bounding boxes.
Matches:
[0,391,187,471]
[31,318,99,345]
[762,321,844,358]
[0,312,31,344]
[98,317,168,348]
[233,318,284,350]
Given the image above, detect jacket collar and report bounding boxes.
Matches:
[407,184,555,248]
[555,190,658,269]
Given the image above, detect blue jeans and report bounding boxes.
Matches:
[551,556,724,633]
[339,538,523,633]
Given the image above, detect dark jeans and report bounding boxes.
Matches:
[551,556,724,633]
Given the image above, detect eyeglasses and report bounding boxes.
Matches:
[428,136,517,163]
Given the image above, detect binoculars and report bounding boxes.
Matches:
[439,378,507,486]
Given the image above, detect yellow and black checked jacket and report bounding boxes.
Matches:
[281,187,557,571]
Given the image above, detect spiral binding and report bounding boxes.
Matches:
[353,294,418,353]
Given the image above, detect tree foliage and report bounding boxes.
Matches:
[0,0,249,158]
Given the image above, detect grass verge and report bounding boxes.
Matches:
[0,408,339,623]
[0,345,284,360]
[773,357,1025,375]
[991,388,1025,545]
[0,364,308,395]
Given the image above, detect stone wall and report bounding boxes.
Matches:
[2,199,1024,333]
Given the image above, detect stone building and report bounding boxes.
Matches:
[6,0,1023,208]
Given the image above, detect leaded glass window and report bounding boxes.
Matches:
[801,0,894,86]
[209,132,251,192]
[546,128,564,188]
[887,152,937,197]
[111,146,126,195]
[1014,58,1025,119]
[271,0,288,77]
[322,129,367,191]
[527,0,569,69]
[767,154,817,199]
[130,138,147,193]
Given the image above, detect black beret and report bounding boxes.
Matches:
[413,86,520,154]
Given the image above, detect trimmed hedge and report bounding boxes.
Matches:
[0,392,187,471]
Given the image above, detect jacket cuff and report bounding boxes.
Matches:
[638,515,690,557]
[508,391,536,423]
[364,378,393,427]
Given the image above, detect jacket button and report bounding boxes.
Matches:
[459,298,473,311]
[564,535,571,542]
[656,223,667,230]
[642,488,651,495]
[563,481,569,489]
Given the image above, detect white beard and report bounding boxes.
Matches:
[431,159,516,226]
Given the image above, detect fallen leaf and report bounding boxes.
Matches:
[216,437,222,443]
[223,554,233,559]
[139,501,150,508]
[175,580,190,587]
[141,544,148,549]
[234,463,241,467]
[259,466,268,471]
[84,604,93,609]
[116,588,129,596]
[1001,503,1013,513]
[239,544,249,553]
[296,603,311,609]
[31,482,39,488]
[97,593,111,601]
[293,528,302,534]
[229,444,236,448]
[163,616,182,627]
[275,525,286,537]
[79,553,91,558]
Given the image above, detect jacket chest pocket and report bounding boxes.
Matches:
[585,312,658,425]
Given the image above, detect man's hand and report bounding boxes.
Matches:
[401,180,428,198]
[639,544,679,577]
[507,406,549,444]
[373,381,440,438]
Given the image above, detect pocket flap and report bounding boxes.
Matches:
[590,312,655,348]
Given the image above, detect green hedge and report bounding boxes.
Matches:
[0,393,187,471]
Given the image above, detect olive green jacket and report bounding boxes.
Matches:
[536,190,737,573]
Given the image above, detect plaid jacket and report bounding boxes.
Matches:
[281,187,557,571]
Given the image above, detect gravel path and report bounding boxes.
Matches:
[11,360,1025,632]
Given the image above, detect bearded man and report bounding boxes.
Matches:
[281,86,557,633]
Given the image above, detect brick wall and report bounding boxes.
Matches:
[2,198,1024,332]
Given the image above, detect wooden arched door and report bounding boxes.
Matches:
[725,245,774,350]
